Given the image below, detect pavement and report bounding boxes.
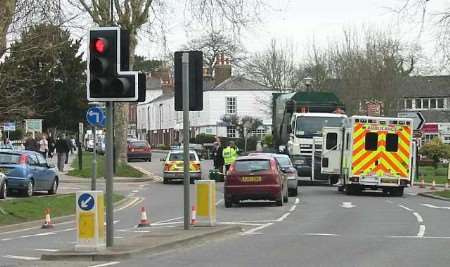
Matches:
[2,151,450,266]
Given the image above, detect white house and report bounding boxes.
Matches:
[137,61,276,146]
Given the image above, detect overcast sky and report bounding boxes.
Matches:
[134,0,446,73]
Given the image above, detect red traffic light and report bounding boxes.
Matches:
[93,38,107,54]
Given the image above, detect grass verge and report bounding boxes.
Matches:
[431,190,450,199]
[418,165,449,184]
[0,193,124,226]
[68,151,144,178]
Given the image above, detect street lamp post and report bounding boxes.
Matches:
[159,103,163,145]
[304,77,313,92]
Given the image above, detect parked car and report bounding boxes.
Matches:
[127,140,152,161]
[0,150,59,197]
[249,153,298,196]
[96,139,106,155]
[0,171,6,199]
[224,155,289,208]
[162,150,201,184]
[0,143,14,150]
[86,139,94,152]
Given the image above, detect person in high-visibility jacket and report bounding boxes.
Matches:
[223,141,238,173]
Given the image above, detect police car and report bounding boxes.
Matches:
[162,150,202,184]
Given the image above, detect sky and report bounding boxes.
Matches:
[134,0,448,73]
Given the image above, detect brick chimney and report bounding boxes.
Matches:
[214,54,231,86]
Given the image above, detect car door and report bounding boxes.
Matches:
[36,153,53,189]
[27,154,45,190]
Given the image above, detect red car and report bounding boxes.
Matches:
[224,155,289,208]
[127,140,152,162]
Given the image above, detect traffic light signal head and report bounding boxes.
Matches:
[87,27,143,102]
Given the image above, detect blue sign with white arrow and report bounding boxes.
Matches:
[86,107,105,127]
[78,193,95,211]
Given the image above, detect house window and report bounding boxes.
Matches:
[415,99,422,109]
[227,126,236,138]
[226,97,237,114]
[422,98,429,109]
[405,99,413,109]
[251,128,267,139]
[430,99,437,109]
[438,98,445,109]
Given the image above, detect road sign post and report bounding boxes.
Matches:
[75,191,105,251]
[182,53,191,230]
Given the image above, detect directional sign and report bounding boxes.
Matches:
[3,122,15,131]
[78,193,95,211]
[86,107,105,127]
[398,111,425,130]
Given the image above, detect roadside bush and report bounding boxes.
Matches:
[191,133,216,144]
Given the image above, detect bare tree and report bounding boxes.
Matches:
[69,0,264,161]
[321,28,415,115]
[243,40,303,91]
[184,30,244,75]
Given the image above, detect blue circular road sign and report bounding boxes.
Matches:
[86,107,105,127]
[78,193,95,211]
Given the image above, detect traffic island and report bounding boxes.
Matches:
[41,225,241,261]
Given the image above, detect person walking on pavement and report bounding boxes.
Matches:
[47,133,55,158]
[55,135,69,172]
[39,134,49,159]
[24,133,38,151]
[223,141,238,174]
[64,135,71,164]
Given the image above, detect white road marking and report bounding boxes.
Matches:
[303,233,340,237]
[398,204,414,212]
[340,202,356,208]
[418,225,426,238]
[151,221,183,226]
[295,198,300,204]
[421,203,450,210]
[385,200,393,203]
[0,227,37,236]
[289,205,296,212]
[215,199,224,205]
[154,216,183,224]
[241,223,273,235]
[21,232,56,238]
[413,212,424,223]
[219,222,264,226]
[132,190,139,193]
[407,192,417,196]
[88,262,120,267]
[115,197,141,212]
[139,184,146,188]
[276,212,291,222]
[3,255,39,261]
[34,248,59,252]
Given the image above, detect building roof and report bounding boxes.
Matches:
[399,76,450,97]
[207,76,272,91]
[149,92,174,104]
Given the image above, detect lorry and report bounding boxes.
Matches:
[272,91,346,184]
[321,116,415,196]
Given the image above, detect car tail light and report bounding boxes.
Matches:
[19,155,27,165]
[164,163,171,171]
[228,163,235,174]
[192,161,201,171]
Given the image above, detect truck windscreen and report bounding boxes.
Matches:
[295,117,344,138]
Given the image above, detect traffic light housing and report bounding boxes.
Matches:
[174,51,203,111]
[87,27,145,102]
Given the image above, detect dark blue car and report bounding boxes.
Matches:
[0,150,59,197]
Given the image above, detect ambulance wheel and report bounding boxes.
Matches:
[391,187,404,197]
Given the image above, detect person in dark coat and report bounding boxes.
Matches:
[47,134,55,158]
[24,133,39,151]
[55,135,70,172]
[64,136,71,164]
[213,141,224,173]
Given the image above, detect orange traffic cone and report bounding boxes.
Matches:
[431,179,436,190]
[419,179,425,189]
[191,205,197,225]
[137,207,151,227]
[42,208,54,229]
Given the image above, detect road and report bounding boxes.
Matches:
[1,151,450,266]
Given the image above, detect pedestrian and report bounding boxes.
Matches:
[39,134,49,159]
[47,133,55,158]
[213,140,224,173]
[222,141,238,174]
[24,133,38,151]
[64,135,71,164]
[55,135,69,172]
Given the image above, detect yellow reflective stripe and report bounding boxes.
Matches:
[353,152,378,174]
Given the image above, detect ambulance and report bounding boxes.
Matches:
[321,116,415,196]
